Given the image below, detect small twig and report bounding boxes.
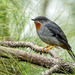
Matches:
[43,65,60,75]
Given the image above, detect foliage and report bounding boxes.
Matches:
[0,0,75,75]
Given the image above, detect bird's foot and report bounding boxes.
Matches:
[46,45,56,53]
[42,45,50,52]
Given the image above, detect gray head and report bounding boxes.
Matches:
[31,16,50,23]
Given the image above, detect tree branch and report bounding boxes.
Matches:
[0,41,62,59]
[0,41,75,74]
[43,65,60,75]
[0,46,75,73]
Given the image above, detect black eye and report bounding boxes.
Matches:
[39,20,42,23]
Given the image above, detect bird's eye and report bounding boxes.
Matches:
[39,20,42,23]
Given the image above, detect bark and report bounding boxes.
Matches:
[0,46,75,74]
[0,46,58,68]
[0,41,75,74]
[43,65,60,75]
[0,41,62,59]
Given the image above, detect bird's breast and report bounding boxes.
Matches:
[34,21,41,30]
[37,27,62,46]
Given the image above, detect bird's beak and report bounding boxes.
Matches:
[31,19,36,21]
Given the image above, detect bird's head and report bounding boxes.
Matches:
[31,16,49,30]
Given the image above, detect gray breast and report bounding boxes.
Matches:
[37,25,62,46]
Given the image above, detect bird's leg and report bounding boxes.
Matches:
[42,45,50,52]
[46,45,56,53]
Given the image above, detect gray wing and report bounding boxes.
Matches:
[45,21,70,47]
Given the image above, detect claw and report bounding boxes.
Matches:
[42,45,50,52]
[46,45,56,53]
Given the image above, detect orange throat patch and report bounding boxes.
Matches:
[34,21,41,30]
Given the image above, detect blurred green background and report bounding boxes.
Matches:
[0,0,75,75]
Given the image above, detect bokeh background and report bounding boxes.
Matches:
[0,0,75,75]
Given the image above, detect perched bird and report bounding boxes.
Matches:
[31,16,75,62]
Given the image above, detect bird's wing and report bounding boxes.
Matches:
[45,21,70,46]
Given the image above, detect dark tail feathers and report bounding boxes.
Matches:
[67,48,75,62]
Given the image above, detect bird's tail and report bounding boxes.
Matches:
[67,48,75,62]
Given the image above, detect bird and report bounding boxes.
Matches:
[31,16,75,62]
